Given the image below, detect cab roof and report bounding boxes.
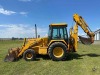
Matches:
[50,23,67,27]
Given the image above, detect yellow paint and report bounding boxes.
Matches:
[7,13,95,60]
[48,40,68,47]
[50,23,67,27]
[69,13,95,52]
[18,37,48,57]
[69,24,78,51]
[39,47,48,55]
[53,47,64,58]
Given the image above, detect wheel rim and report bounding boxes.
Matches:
[53,47,64,58]
[26,53,33,59]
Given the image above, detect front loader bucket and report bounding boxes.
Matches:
[4,48,21,62]
[4,54,15,62]
[79,36,93,45]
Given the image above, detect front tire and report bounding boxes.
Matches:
[48,42,67,61]
[23,49,36,61]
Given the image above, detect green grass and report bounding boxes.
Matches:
[0,40,100,75]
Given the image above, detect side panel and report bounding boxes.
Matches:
[39,47,48,55]
[18,37,48,57]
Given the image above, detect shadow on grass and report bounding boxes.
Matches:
[36,55,50,61]
[35,53,100,61]
[9,53,100,62]
[66,53,100,61]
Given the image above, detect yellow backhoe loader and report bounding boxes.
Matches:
[4,14,95,61]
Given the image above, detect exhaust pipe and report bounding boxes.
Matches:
[35,24,37,38]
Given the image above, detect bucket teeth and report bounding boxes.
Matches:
[79,36,93,45]
[4,54,15,62]
[4,47,20,62]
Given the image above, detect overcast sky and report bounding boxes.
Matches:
[0,0,100,38]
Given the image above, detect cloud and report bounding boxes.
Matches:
[19,12,28,16]
[19,0,32,2]
[0,6,28,16]
[0,7,16,15]
[0,24,47,38]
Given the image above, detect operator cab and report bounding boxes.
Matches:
[48,23,68,43]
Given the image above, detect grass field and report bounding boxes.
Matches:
[0,40,100,75]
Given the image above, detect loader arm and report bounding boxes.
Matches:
[69,14,95,51]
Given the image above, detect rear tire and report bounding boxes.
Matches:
[48,42,67,61]
[23,49,36,61]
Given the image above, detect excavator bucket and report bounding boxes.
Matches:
[79,36,93,45]
[4,47,20,62]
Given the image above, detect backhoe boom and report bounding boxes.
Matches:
[69,14,95,51]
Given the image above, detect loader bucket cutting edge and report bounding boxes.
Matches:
[79,36,93,45]
[4,47,21,62]
[4,54,15,62]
